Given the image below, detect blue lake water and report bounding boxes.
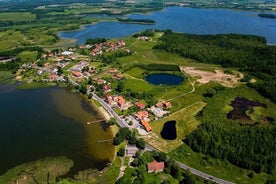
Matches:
[59,7,276,44]
[146,73,183,86]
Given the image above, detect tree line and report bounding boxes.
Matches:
[185,122,276,174]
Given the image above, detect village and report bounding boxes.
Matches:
[16,37,172,136]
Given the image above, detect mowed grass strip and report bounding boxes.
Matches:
[0,12,36,22]
[142,101,206,153]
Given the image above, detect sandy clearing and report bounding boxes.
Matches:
[181,66,243,88]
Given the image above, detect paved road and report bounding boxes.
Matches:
[92,93,235,184]
[92,93,129,128]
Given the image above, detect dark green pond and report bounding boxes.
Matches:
[0,84,114,175]
[160,120,177,140]
[146,74,183,86]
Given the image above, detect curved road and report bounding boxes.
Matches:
[92,93,234,184]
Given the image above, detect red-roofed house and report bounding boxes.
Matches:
[165,101,172,108]
[156,102,163,108]
[72,71,81,77]
[147,160,165,173]
[48,74,56,81]
[136,111,148,120]
[136,102,145,109]
[106,94,115,106]
[103,85,111,93]
[117,96,126,108]
[141,120,152,132]
[109,68,118,74]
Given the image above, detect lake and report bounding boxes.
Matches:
[0,84,114,175]
[59,7,276,44]
[146,73,183,86]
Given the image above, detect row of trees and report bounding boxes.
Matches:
[153,32,276,102]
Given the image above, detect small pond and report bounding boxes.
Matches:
[227,97,266,122]
[146,74,183,86]
[160,120,177,140]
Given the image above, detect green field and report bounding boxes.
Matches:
[143,101,206,153]
[0,12,36,22]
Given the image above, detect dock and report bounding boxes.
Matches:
[97,139,113,143]
[86,119,106,125]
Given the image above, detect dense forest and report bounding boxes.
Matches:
[185,123,276,173]
[153,32,276,103]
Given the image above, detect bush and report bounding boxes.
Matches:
[117,147,125,157]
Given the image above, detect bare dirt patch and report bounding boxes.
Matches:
[181,67,243,88]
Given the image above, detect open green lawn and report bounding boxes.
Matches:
[18,51,38,62]
[143,101,206,153]
[0,12,36,22]
[169,144,269,184]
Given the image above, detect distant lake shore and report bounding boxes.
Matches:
[59,7,276,45]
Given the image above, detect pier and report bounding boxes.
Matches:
[86,119,106,125]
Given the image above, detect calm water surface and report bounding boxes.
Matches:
[146,73,183,85]
[60,7,276,44]
[0,84,114,175]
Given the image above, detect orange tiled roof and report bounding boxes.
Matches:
[136,111,148,120]
[147,160,164,173]
[136,102,145,109]
[141,120,152,132]
[118,96,125,105]
[165,101,171,108]
[72,71,81,77]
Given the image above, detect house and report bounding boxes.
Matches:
[48,74,56,81]
[136,102,145,109]
[141,119,152,132]
[117,96,125,107]
[147,160,165,173]
[125,144,139,157]
[136,111,148,120]
[109,68,118,74]
[106,94,115,106]
[165,101,172,108]
[156,102,163,108]
[103,85,111,93]
[72,71,81,77]
[97,79,106,85]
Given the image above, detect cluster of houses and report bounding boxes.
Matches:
[104,92,172,133]
[106,94,132,110]
[70,61,96,82]
[90,40,126,56]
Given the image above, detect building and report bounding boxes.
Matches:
[147,160,165,173]
[136,102,145,109]
[117,96,126,108]
[141,119,152,132]
[136,111,148,120]
[125,144,139,157]
[72,71,81,77]
[165,101,172,108]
